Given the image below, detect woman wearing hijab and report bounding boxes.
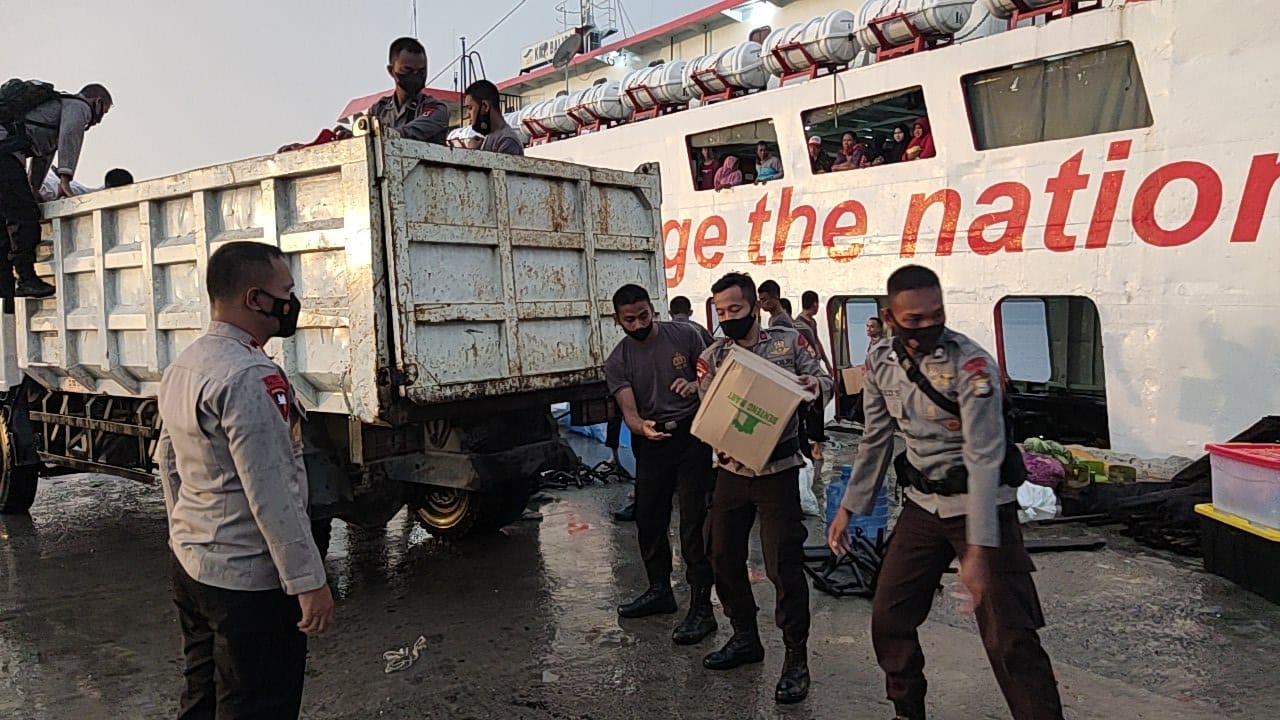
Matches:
[715,155,742,190]
[695,146,719,190]
[879,124,909,165]
[901,117,936,161]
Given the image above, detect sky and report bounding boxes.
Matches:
[0,0,687,182]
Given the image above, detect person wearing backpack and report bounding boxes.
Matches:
[0,80,113,297]
[828,265,1062,720]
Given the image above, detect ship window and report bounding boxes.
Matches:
[995,295,1110,447]
[686,119,783,192]
[801,86,934,174]
[964,42,1152,150]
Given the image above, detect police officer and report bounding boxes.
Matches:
[367,37,449,143]
[757,279,794,329]
[158,241,333,720]
[696,272,831,704]
[606,284,717,645]
[828,265,1063,720]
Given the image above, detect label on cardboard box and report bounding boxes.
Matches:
[692,345,814,473]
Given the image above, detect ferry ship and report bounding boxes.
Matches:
[496,0,1280,459]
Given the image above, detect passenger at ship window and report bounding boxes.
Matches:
[901,117,936,162]
[464,80,524,156]
[880,124,910,165]
[807,136,833,174]
[753,141,783,182]
[831,133,868,172]
[861,136,888,169]
[714,155,742,190]
[695,147,719,190]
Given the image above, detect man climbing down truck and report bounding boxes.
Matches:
[0,79,113,298]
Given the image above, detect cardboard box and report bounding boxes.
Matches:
[692,346,815,473]
[841,366,865,395]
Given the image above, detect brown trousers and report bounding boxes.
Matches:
[708,466,809,644]
[872,501,1063,720]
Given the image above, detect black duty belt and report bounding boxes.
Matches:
[894,450,1027,497]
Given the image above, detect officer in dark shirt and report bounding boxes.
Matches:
[605,284,717,646]
[696,272,832,704]
[366,37,449,144]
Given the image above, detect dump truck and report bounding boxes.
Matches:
[0,120,664,545]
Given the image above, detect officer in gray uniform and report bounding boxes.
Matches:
[158,241,333,720]
[366,37,449,144]
[696,272,832,705]
[829,265,1062,720]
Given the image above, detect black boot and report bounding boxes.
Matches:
[774,641,810,704]
[617,583,676,618]
[672,585,717,645]
[612,500,635,522]
[891,698,926,720]
[15,267,54,299]
[702,619,765,670]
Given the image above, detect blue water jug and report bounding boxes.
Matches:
[825,463,889,545]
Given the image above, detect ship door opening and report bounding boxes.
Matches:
[829,295,886,421]
[996,296,1110,448]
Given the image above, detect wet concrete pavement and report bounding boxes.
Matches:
[3,436,1279,719]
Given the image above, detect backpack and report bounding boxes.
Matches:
[0,79,62,127]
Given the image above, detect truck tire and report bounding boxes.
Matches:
[0,422,38,514]
[407,485,533,541]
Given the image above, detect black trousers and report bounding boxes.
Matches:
[171,558,308,720]
[0,152,39,270]
[872,501,1063,720]
[630,423,714,587]
[708,466,810,644]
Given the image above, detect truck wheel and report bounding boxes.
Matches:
[0,419,37,514]
[409,486,482,540]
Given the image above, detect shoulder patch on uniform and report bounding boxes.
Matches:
[796,333,810,348]
[963,357,987,374]
[696,357,710,381]
[969,373,993,398]
[262,374,290,421]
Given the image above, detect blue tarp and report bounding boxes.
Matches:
[552,403,631,449]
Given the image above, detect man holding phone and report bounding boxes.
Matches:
[605,284,717,646]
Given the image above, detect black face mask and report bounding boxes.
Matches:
[395,72,425,97]
[894,322,945,355]
[624,323,653,342]
[471,103,492,135]
[720,306,757,342]
[257,290,301,338]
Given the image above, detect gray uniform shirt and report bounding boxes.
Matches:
[0,96,93,178]
[158,321,326,595]
[479,125,524,156]
[672,314,715,347]
[367,92,449,143]
[696,326,832,477]
[841,328,1015,547]
[792,313,819,350]
[605,321,707,423]
[769,311,795,329]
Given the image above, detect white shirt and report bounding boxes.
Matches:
[38,171,94,202]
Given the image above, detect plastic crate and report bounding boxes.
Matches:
[1195,503,1280,605]
[1205,443,1280,530]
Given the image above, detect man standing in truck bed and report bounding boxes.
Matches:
[367,37,449,143]
[606,283,717,647]
[158,241,334,719]
[0,80,113,298]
